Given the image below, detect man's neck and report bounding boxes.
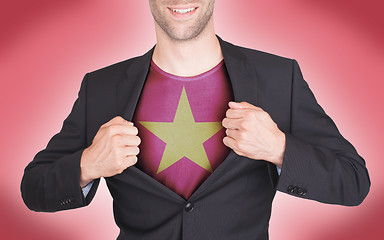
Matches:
[152,24,223,77]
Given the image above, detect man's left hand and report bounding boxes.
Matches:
[222,101,285,168]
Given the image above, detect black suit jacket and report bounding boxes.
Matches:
[21,36,370,240]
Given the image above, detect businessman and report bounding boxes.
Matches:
[21,1,370,239]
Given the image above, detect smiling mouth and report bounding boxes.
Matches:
[170,7,197,14]
[171,8,196,14]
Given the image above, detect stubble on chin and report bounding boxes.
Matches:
[150,0,215,42]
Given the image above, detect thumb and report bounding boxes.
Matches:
[229,101,258,109]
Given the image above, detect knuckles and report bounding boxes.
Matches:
[237,130,248,141]
[243,111,255,119]
[111,116,127,123]
[101,122,138,137]
[106,125,120,136]
[111,147,122,159]
[238,119,251,130]
[256,111,270,122]
[112,116,124,121]
[111,134,122,145]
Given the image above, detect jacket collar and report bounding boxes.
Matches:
[117,35,259,121]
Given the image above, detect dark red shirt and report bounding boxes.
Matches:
[132,60,233,199]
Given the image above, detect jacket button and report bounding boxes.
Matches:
[185,202,194,212]
[298,188,307,196]
[287,185,295,194]
[60,197,75,206]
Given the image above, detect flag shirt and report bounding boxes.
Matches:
[132,60,233,200]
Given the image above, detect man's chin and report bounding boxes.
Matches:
[165,28,206,42]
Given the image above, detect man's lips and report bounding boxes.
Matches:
[167,6,198,18]
[170,7,196,14]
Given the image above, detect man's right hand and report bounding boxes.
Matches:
[79,116,140,188]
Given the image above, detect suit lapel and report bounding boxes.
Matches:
[116,46,154,122]
[218,36,259,105]
[114,37,261,201]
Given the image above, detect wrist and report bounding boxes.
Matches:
[270,132,286,168]
[80,148,96,188]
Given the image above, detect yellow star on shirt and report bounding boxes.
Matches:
[139,87,223,174]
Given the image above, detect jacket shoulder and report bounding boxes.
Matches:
[85,45,153,84]
[86,56,141,82]
[220,39,293,68]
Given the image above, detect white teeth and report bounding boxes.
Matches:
[172,8,196,14]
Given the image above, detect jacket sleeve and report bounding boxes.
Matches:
[21,74,100,212]
[276,59,370,206]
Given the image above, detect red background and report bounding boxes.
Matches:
[1,0,383,239]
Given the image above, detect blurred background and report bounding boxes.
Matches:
[1,0,383,239]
